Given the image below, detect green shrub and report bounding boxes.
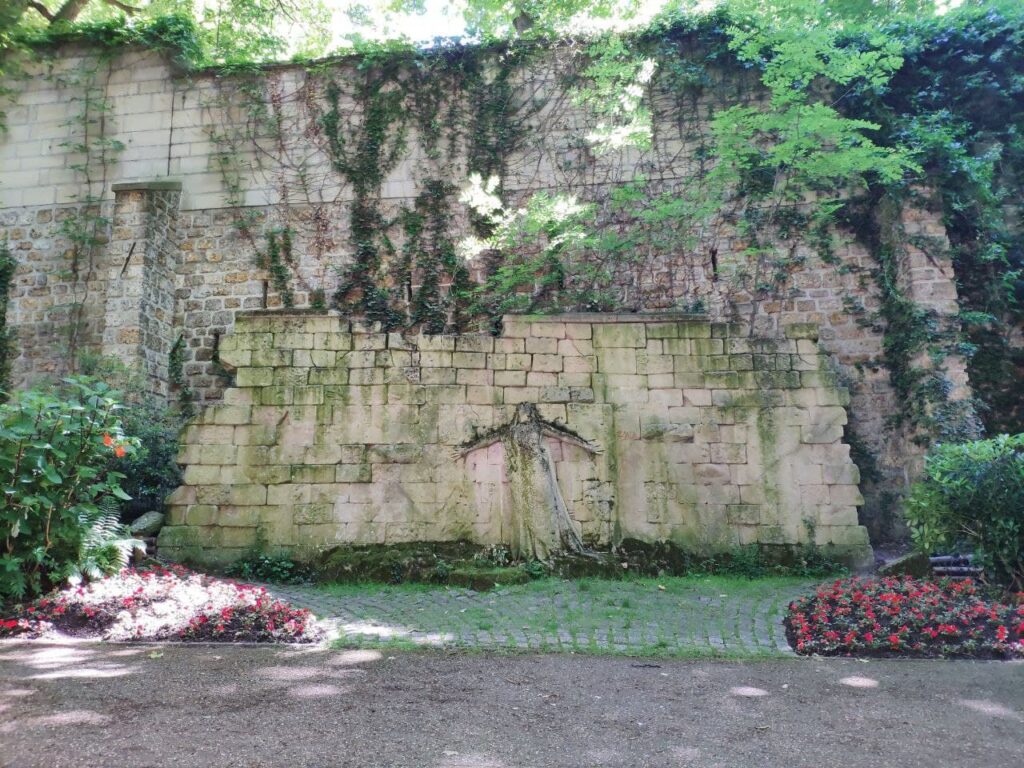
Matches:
[0,378,142,601]
[114,396,185,521]
[77,353,187,521]
[904,434,1024,591]
[225,554,313,585]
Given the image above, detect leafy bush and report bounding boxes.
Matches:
[786,576,1024,659]
[77,353,186,522]
[225,554,313,585]
[903,434,1024,591]
[0,563,320,643]
[0,378,141,602]
[114,396,185,521]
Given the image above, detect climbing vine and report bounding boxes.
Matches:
[0,241,16,398]
[42,51,124,371]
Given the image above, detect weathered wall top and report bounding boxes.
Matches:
[159,312,873,567]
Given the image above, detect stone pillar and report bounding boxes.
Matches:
[896,200,973,403]
[103,181,181,397]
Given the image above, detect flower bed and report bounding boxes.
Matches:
[0,564,321,644]
[786,576,1024,659]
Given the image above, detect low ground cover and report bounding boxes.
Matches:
[786,576,1024,659]
[306,538,844,590]
[0,563,321,643]
[285,574,815,658]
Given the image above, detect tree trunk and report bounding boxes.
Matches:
[501,403,586,561]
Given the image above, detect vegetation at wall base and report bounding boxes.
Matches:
[311,538,843,590]
[0,377,140,602]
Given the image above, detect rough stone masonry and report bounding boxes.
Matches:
[159,312,873,568]
[0,43,975,545]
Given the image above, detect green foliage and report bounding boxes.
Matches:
[712,0,913,201]
[76,352,187,520]
[865,3,1024,433]
[460,175,594,316]
[0,378,141,602]
[0,243,16,400]
[225,553,312,584]
[257,227,296,308]
[904,434,1024,592]
[13,13,204,69]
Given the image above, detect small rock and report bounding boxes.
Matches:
[878,552,932,579]
[130,511,166,537]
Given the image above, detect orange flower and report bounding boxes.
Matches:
[114,445,126,459]
[103,433,113,447]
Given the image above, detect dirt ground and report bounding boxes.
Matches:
[0,640,1021,768]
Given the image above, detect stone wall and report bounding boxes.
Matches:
[0,44,975,538]
[158,312,873,568]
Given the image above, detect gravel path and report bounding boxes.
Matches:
[265,577,815,657]
[1,640,1021,768]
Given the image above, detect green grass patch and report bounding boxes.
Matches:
[316,574,817,659]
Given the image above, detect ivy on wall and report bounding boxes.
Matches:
[6,3,1022,445]
[0,241,16,398]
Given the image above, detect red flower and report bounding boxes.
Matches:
[114,445,126,458]
[103,433,113,447]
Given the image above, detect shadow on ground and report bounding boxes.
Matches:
[0,640,1022,768]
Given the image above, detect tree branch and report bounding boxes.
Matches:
[27,1,55,21]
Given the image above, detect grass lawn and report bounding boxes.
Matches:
[299,574,820,659]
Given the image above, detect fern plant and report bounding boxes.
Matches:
[63,499,145,586]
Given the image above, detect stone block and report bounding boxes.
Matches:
[525,337,557,354]
[593,323,646,348]
[453,351,487,368]
[183,464,221,485]
[336,464,372,483]
[211,405,251,425]
[532,354,563,372]
[354,333,387,351]
[726,504,761,525]
[455,335,494,353]
[646,322,679,339]
[829,484,865,506]
[236,367,273,388]
[276,332,314,349]
[199,444,237,465]
[598,348,637,374]
[823,463,860,485]
[677,321,712,338]
[801,423,844,444]
[495,370,526,387]
[185,505,217,526]
[527,372,558,387]
[558,338,594,357]
[506,354,532,371]
[785,323,820,340]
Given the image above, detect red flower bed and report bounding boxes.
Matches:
[786,576,1024,659]
[0,564,320,644]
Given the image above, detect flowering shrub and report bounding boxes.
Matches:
[786,576,1024,659]
[0,378,140,601]
[0,564,320,644]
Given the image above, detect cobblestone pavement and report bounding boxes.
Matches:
[267,577,817,657]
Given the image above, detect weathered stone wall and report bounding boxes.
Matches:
[158,312,872,567]
[0,44,974,538]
